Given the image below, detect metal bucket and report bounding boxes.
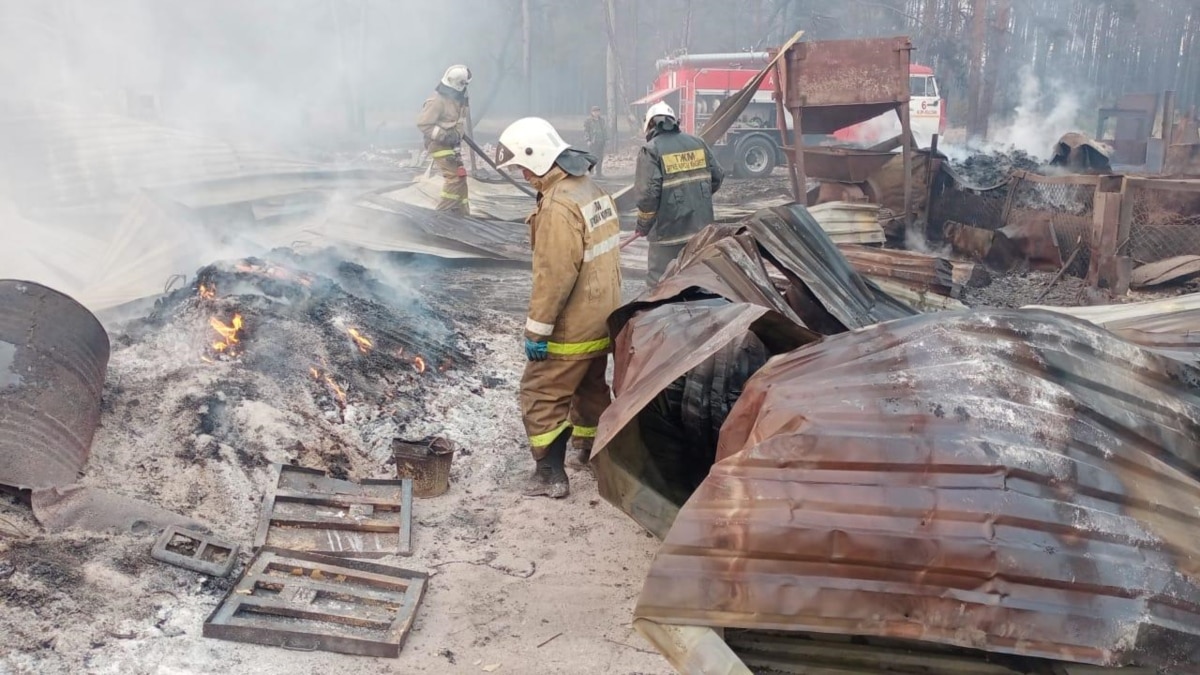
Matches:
[392,436,455,498]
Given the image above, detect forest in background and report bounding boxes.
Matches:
[0,1,1194,147]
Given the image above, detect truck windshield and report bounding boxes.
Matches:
[910,75,937,97]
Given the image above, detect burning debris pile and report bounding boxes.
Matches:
[0,247,666,673]
[122,251,474,456]
[0,248,522,667]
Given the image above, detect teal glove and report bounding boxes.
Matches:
[524,338,549,361]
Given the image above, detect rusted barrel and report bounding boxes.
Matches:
[0,280,110,490]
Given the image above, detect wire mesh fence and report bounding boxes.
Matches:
[929,170,1200,286]
[1126,182,1200,266]
[927,175,1010,235]
[929,171,1097,275]
[1008,177,1096,276]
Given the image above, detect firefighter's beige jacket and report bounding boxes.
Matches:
[523,167,622,360]
[415,91,466,155]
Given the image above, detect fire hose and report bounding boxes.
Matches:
[460,135,537,199]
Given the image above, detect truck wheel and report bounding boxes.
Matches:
[735,136,776,179]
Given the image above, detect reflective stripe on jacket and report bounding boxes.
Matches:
[524,167,622,360]
[634,127,724,244]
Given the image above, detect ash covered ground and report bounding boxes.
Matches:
[0,251,666,675]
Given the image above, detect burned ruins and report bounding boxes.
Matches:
[4,5,1200,674]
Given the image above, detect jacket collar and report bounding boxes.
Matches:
[530,165,570,196]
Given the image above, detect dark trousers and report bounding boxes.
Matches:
[589,142,606,176]
[646,241,688,288]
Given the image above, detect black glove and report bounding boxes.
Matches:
[439,129,462,146]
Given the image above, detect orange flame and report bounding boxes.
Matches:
[412,356,426,373]
[347,327,373,354]
[198,283,216,300]
[210,314,244,353]
[325,375,347,405]
[310,366,347,405]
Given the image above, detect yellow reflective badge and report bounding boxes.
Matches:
[661,150,707,174]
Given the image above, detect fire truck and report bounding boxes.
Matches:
[633,53,946,179]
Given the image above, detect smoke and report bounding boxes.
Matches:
[980,67,1086,159]
[0,0,531,316]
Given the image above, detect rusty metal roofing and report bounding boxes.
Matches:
[630,308,1200,669]
[0,280,110,489]
[610,206,916,339]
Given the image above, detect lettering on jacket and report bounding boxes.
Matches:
[584,196,618,232]
[661,150,708,174]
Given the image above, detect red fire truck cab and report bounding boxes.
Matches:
[633,53,946,179]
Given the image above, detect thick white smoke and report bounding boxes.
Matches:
[981,67,1086,159]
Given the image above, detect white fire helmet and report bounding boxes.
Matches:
[441,64,472,92]
[496,117,571,177]
[644,101,676,129]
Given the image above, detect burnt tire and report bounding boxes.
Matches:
[734,135,777,179]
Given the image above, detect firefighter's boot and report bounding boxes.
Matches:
[565,437,593,471]
[522,434,569,499]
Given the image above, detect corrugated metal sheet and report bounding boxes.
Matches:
[1025,294,1200,364]
[632,309,1200,669]
[596,206,916,537]
[0,280,110,489]
[743,206,915,330]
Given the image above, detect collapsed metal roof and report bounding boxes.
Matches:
[593,205,1200,670]
[634,308,1200,669]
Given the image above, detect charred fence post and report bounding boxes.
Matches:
[1088,176,1128,293]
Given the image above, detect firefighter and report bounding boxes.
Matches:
[583,105,608,178]
[416,64,472,215]
[634,101,725,286]
[496,117,622,498]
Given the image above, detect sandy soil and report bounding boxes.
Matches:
[0,262,669,675]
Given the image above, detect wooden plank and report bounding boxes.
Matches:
[634,619,752,675]
[1125,177,1200,193]
[1088,186,1124,289]
[1013,171,1105,187]
[1131,255,1200,288]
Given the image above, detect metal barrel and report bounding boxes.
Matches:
[0,280,110,490]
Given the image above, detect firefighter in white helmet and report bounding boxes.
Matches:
[635,100,724,286]
[416,65,472,215]
[497,117,622,498]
